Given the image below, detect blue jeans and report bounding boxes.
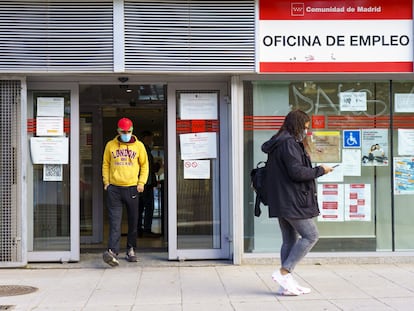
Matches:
[106,185,139,254]
[278,217,319,272]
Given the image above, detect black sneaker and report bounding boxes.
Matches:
[126,247,138,262]
[103,249,119,267]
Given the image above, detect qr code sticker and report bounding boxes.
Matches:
[43,164,63,181]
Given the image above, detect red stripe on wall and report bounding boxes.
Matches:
[244,116,285,131]
[245,115,414,131]
[260,62,413,73]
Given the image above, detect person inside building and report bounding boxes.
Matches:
[138,130,160,237]
[261,109,334,296]
[102,117,149,266]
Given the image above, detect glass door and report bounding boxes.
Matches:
[168,82,230,260]
[79,108,104,243]
[27,83,79,262]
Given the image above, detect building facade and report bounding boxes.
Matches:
[1,0,414,267]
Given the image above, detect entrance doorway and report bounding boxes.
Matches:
[79,84,167,253]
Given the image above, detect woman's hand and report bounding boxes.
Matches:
[320,164,334,174]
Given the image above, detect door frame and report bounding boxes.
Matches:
[167,82,231,260]
[26,82,80,262]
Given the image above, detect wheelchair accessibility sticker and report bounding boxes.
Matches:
[343,130,361,148]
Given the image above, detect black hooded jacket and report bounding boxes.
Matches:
[261,131,325,219]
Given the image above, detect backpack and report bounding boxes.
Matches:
[250,161,268,217]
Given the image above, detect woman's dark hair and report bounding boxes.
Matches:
[276,109,310,140]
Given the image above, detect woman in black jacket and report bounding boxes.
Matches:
[261,109,333,296]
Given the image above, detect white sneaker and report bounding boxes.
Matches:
[276,286,299,296]
[294,281,311,294]
[271,270,302,296]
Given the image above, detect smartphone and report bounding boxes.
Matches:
[332,164,340,168]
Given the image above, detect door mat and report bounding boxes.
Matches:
[0,285,38,297]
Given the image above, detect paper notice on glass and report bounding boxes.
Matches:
[37,97,65,117]
[317,184,344,222]
[179,132,217,160]
[344,184,371,221]
[317,163,343,182]
[183,160,210,179]
[398,129,414,155]
[362,129,389,166]
[339,92,367,111]
[43,164,63,181]
[179,93,218,120]
[342,149,361,176]
[395,93,414,112]
[394,157,414,195]
[308,131,341,162]
[30,137,69,164]
[36,116,64,136]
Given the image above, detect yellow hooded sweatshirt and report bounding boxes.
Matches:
[102,135,149,187]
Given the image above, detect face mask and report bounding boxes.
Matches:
[299,129,308,141]
[120,133,132,142]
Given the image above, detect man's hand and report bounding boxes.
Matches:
[137,184,144,193]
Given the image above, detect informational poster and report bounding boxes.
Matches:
[317,184,344,222]
[342,149,361,176]
[395,93,414,112]
[361,129,388,166]
[36,116,64,136]
[317,163,343,182]
[30,137,69,164]
[398,129,414,155]
[183,160,210,179]
[258,0,413,73]
[339,92,367,111]
[179,93,218,120]
[37,97,64,117]
[179,132,217,160]
[344,184,371,221]
[394,157,414,195]
[308,131,341,162]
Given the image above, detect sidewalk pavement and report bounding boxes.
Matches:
[1,252,414,311]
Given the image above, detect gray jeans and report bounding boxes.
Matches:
[278,217,319,272]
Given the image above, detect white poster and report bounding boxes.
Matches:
[179,93,218,120]
[344,184,371,221]
[395,93,414,112]
[30,137,69,164]
[317,163,343,182]
[179,132,217,160]
[361,129,389,166]
[342,149,361,176]
[183,160,210,179]
[339,92,367,111]
[317,184,344,222]
[398,129,414,155]
[36,116,64,136]
[37,97,64,117]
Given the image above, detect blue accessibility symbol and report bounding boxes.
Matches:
[343,130,361,148]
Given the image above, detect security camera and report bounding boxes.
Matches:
[118,77,129,83]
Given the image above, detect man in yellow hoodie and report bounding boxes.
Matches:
[102,117,149,266]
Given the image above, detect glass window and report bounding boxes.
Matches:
[244,80,396,253]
